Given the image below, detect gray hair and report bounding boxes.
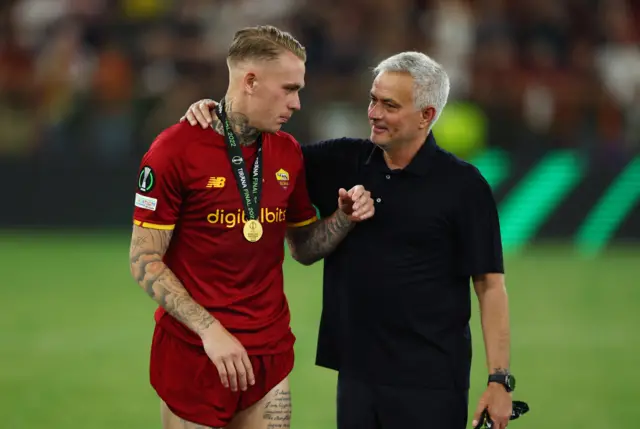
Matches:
[373,52,450,125]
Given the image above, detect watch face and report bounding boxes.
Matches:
[508,374,516,390]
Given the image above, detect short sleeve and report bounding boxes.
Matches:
[454,170,504,276]
[286,150,319,228]
[132,134,183,231]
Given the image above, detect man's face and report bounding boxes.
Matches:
[367,71,425,148]
[248,51,305,133]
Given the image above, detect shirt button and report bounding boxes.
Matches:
[385,174,391,179]
[376,198,382,203]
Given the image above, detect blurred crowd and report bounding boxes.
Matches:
[1,0,639,164]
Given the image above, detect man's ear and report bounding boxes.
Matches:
[419,106,437,129]
[244,72,257,95]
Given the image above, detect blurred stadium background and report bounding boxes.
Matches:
[1,0,639,428]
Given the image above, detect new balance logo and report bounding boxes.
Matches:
[206,177,226,188]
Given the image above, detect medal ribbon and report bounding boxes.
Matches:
[215,99,263,222]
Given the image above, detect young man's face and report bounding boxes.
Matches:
[247,51,305,133]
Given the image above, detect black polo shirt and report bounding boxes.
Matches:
[301,132,504,390]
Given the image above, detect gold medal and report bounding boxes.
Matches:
[243,219,263,242]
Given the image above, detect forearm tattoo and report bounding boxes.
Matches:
[129,226,215,336]
[287,210,353,265]
[211,98,259,147]
[263,388,291,429]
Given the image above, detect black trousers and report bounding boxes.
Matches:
[337,373,469,429]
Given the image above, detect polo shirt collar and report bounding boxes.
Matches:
[365,132,438,175]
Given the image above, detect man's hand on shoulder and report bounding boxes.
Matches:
[181,99,218,129]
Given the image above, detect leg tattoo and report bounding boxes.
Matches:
[263,388,291,429]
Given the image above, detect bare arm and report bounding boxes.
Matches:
[286,210,354,266]
[286,185,374,265]
[473,273,511,375]
[129,225,215,336]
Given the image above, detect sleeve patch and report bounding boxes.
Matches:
[138,166,155,193]
[134,193,158,211]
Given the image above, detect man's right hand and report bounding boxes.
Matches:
[180,99,218,129]
[201,320,255,392]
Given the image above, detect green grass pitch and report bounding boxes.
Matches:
[1,231,638,428]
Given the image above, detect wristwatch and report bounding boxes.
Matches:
[488,372,516,392]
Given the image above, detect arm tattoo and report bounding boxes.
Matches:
[286,210,353,265]
[211,98,259,147]
[263,388,291,428]
[129,225,215,336]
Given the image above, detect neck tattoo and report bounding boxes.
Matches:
[212,99,260,147]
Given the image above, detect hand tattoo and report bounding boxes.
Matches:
[129,226,215,336]
[286,210,353,265]
[212,98,260,147]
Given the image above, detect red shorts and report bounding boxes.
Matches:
[149,324,295,427]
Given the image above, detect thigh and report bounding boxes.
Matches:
[337,373,380,429]
[161,400,223,429]
[226,377,291,429]
[376,386,468,429]
[151,325,239,428]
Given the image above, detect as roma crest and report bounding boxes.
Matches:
[275,168,290,190]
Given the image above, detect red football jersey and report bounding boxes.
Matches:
[132,122,318,355]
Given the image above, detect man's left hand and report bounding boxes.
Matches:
[181,99,217,128]
[472,383,512,429]
[338,185,374,222]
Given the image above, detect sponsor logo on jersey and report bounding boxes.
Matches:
[207,208,287,229]
[206,177,226,188]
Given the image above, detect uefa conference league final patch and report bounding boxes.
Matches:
[138,166,155,193]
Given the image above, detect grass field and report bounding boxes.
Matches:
[1,231,639,428]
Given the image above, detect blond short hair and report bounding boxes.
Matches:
[227,25,306,65]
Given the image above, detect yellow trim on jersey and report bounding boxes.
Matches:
[133,219,175,230]
[287,216,318,228]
